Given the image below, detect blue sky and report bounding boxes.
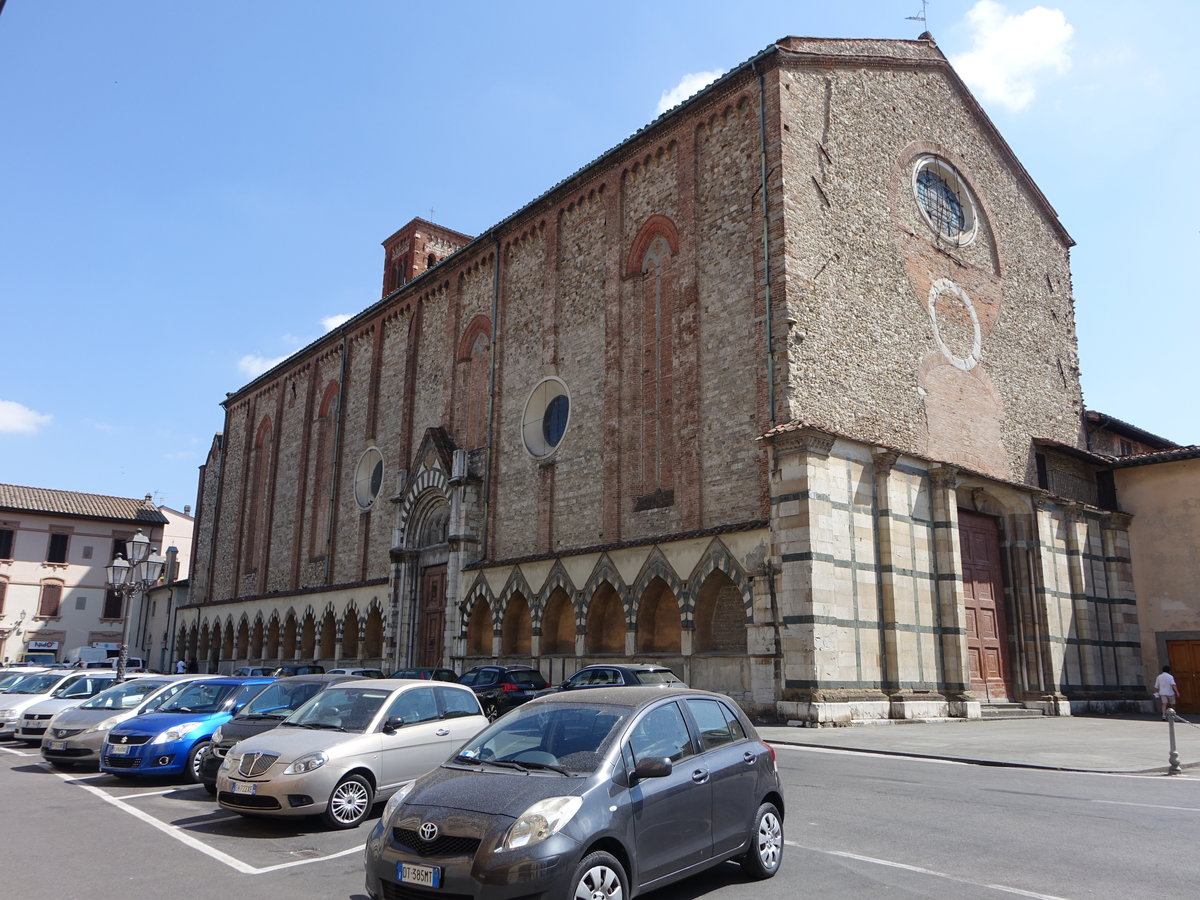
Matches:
[2,1,1196,511]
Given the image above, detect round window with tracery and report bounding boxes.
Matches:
[913,157,976,245]
[354,448,385,509]
[522,378,571,458]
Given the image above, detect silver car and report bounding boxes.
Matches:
[40,675,205,768]
[217,679,487,829]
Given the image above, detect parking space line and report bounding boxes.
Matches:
[0,746,37,757]
[46,766,364,875]
[118,787,181,800]
[786,841,1067,899]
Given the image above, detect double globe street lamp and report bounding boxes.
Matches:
[105,529,165,682]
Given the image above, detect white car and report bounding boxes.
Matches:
[41,675,206,768]
[0,668,49,693]
[1,670,113,739]
[13,671,125,743]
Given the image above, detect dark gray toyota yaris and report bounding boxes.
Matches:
[363,686,783,899]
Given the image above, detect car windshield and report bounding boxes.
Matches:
[635,670,682,685]
[236,681,323,719]
[5,672,66,694]
[158,682,242,714]
[52,675,115,699]
[0,674,31,692]
[283,687,390,732]
[80,679,171,710]
[454,703,626,775]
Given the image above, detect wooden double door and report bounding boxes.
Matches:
[959,510,1013,703]
[1166,640,1200,713]
[416,565,447,668]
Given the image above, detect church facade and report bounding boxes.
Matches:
[184,35,1144,722]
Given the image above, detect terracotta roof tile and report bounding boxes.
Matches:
[0,483,169,524]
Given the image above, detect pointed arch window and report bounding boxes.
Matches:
[244,416,274,575]
[309,382,339,559]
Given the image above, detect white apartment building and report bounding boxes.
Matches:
[0,484,193,666]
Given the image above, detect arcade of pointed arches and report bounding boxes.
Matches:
[459,541,753,666]
[178,597,388,671]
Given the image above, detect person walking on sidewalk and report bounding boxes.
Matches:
[1155,665,1178,719]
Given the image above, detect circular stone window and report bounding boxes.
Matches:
[913,157,976,244]
[354,447,385,509]
[522,378,571,458]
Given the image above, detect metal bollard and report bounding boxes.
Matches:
[1167,708,1182,776]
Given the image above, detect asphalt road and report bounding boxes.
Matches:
[1,738,1197,899]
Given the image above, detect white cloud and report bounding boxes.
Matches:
[950,1,1073,112]
[657,69,725,115]
[321,313,352,331]
[0,399,52,434]
[238,354,290,378]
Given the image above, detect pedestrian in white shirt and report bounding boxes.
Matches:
[1154,665,1178,720]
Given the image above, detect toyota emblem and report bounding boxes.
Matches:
[419,822,439,842]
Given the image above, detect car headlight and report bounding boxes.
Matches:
[150,721,203,744]
[380,780,416,824]
[502,796,582,851]
[0,709,13,718]
[221,750,242,771]
[284,752,328,774]
[211,726,224,744]
[84,715,121,735]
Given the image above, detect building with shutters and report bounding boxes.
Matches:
[0,484,191,666]
[183,34,1149,722]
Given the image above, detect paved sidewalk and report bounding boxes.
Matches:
[758,713,1200,774]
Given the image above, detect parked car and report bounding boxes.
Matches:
[13,670,123,743]
[0,667,48,692]
[458,664,550,720]
[363,686,783,899]
[198,673,365,793]
[273,664,325,676]
[40,675,207,769]
[555,663,686,692]
[217,678,487,829]
[101,676,276,781]
[233,666,275,676]
[389,667,458,682]
[0,670,113,739]
[326,668,386,678]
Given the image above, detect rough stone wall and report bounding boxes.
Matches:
[552,194,609,550]
[491,230,549,560]
[695,96,766,525]
[775,58,1082,485]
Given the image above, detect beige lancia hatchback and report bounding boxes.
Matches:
[216,679,487,829]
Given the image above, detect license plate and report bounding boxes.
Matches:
[232,781,257,796]
[399,863,441,888]
[109,743,130,756]
[47,741,66,751]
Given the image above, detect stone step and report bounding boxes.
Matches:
[980,704,1044,719]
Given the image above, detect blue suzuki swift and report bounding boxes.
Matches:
[101,677,275,781]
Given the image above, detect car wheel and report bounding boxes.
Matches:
[201,781,217,796]
[186,741,211,783]
[571,851,627,900]
[740,801,783,880]
[483,700,499,721]
[323,774,374,829]
[47,760,77,771]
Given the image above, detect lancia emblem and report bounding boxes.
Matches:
[419,822,439,841]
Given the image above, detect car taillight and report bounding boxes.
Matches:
[500,682,518,692]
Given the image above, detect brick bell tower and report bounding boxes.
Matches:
[380,218,474,296]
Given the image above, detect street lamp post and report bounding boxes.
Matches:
[105,529,165,682]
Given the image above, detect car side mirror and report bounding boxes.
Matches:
[383,715,405,733]
[632,756,672,781]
